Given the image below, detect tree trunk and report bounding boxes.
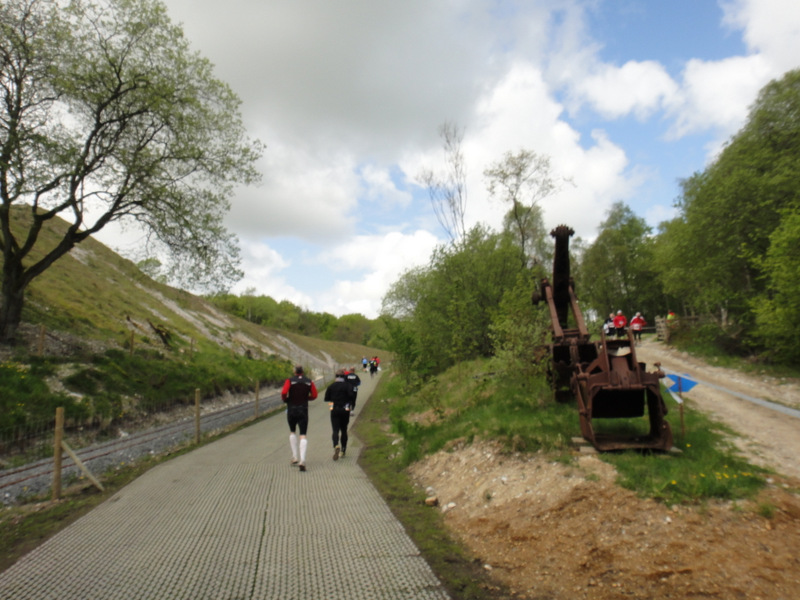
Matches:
[0,261,27,345]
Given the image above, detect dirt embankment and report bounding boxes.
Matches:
[409,340,800,600]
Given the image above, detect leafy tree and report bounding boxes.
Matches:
[382,226,526,378]
[751,211,800,361]
[331,313,372,345]
[484,149,563,267]
[490,270,550,386]
[0,0,262,343]
[136,257,165,282]
[579,202,662,321]
[656,69,800,339]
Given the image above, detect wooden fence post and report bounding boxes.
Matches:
[53,407,64,501]
[194,388,201,444]
[38,324,46,356]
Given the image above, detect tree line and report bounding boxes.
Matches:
[383,68,800,382]
[582,69,800,363]
[207,292,388,349]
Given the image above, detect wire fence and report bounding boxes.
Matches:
[0,362,339,473]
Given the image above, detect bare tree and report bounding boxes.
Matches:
[484,149,569,266]
[419,122,467,243]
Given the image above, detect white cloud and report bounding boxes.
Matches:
[722,0,800,73]
[225,144,361,243]
[571,60,679,120]
[440,62,637,240]
[312,230,440,318]
[232,241,314,307]
[359,165,413,208]
[666,54,772,141]
[106,0,800,320]
[662,0,800,149]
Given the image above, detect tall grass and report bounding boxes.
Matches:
[387,358,578,466]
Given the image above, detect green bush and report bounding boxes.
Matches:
[1,347,292,446]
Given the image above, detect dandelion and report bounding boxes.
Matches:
[686,443,691,448]
[670,480,677,485]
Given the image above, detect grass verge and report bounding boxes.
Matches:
[602,388,768,504]
[354,371,516,600]
[371,358,768,506]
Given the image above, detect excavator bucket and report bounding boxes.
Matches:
[535,226,673,452]
[572,330,673,451]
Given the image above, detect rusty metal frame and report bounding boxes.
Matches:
[537,226,673,452]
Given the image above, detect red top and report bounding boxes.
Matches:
[281,375,318,405]
[630,315,646,330]
[613,314,627,328]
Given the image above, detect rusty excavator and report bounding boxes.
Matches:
[534,225,673,452]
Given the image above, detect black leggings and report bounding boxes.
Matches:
[330,411,350,449]
[287,406,309,436]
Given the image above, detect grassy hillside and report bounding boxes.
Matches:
[1,212,386,449]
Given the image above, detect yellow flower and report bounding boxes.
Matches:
[671,480,677,485]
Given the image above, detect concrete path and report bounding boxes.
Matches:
[0,372,450,600]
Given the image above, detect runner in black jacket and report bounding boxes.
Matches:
[345,367,361,412]
[326,369,354,460]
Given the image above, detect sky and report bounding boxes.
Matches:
[97,0,800,319]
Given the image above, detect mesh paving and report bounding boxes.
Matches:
[0,374,450,600]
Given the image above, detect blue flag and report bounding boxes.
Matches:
[665,374,698,394]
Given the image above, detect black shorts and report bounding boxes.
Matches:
[287,405,309,436]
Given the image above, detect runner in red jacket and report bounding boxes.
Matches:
[612,310,627,338]
[281,365,318,471]
[630,312,646,343]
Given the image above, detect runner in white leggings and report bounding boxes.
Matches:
[281,365,318,471]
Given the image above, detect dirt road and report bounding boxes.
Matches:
[634,338,800,480]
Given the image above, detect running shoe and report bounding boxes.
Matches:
[333,446,340,461]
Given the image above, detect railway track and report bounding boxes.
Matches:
[1,390,284,503]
